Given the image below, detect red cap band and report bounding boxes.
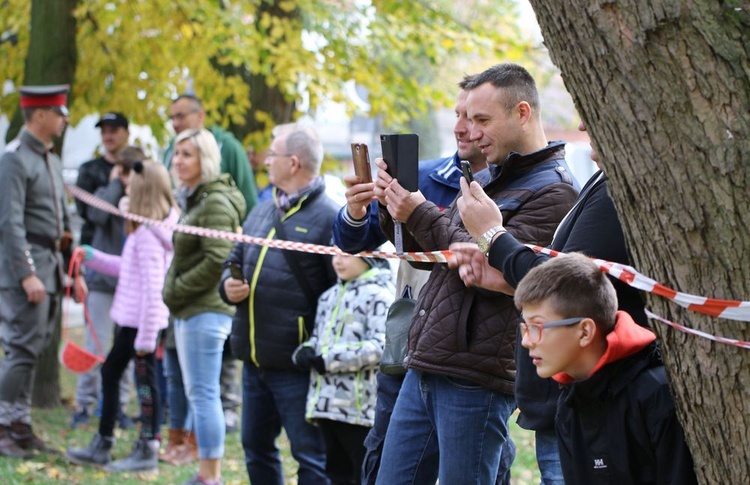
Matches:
[20,93,68,108]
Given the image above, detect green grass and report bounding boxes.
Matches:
[1,326,541,484]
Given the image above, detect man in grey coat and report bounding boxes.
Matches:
[0,85,85,457]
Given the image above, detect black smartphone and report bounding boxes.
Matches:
[460,160,474,184]
[380,134,419,192]
[229,263,246,283]
[351,143,372,183]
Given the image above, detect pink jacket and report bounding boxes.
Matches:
[85,209,178,352]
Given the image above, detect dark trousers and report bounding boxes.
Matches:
[319,419,370,485]
[362,373,405,485]
[99,326,160,440]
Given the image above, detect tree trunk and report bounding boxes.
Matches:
[529,1,750,483]
[12,0,79,407]
[6,0,78,152]
[214,0,298,149]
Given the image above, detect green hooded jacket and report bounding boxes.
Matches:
[163,174,246,319]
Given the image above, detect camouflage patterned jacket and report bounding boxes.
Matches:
[294,267,395,427]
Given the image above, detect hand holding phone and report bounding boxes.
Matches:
[460,160,474,184]
[229,263,246,283]
[351,143,372,184]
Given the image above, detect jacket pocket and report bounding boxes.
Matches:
[455,289,476,352]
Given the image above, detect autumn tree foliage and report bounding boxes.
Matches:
[1,0,527,148]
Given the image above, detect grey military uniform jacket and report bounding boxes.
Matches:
[0,128,68,292]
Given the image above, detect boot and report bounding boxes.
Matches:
[0,425,32,458]
[169,430,197,466]
[9,422,58,454]
[66,433,114,466]
[105,438,159,472]
[159,428,184,463]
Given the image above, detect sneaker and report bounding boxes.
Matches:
[104,438,159,473]
[66,433,114,466]
[224,409,239,433]
[116,409,135,430]
[181,473,223,485]
[69,408,90,429]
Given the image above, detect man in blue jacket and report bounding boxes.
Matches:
[333,75,520,485]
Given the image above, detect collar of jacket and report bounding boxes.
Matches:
[425,152,463,189]
[560,341,661,407]
[274,175,325,213]
[20,128,51,155]
[183,173,234,207]
[489,140,566,181]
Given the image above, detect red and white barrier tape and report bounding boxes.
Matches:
[66,184,750,335]
[528,246,750,323]
[645,310,750,350]
[66,184,452,264]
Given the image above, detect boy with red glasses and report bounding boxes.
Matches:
[514,253,697,484]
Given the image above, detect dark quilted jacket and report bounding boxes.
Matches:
[380,142,578,393]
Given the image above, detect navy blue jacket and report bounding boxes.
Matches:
[220,181,339,370]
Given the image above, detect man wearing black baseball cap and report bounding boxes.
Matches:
[0,84,85,457]
[71,112,135,430]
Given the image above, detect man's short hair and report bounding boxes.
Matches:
[174,128,221,184]
[465,63,540,114]
[514,253,618,334]
[277,123,324,174]
[173,93,203,111]
[457,73,478,90]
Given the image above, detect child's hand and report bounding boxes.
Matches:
[293,346,316,370]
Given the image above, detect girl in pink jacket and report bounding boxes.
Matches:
[67,161,178,473]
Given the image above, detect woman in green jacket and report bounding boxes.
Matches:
[163,129,245,485]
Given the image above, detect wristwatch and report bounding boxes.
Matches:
[477,225,506,257]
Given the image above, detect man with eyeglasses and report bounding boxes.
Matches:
[163,94,258,214]
[0,85,86,457]
[162,93,258,437]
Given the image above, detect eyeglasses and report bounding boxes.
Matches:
[169,110,199,121]
[519,317,585,344]
[266,150,293,159]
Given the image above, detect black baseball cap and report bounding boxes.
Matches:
[95,112,129,130]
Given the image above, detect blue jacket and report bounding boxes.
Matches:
[332,153,466,253]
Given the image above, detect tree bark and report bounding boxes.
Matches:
[6,0,78,152]
[214,0,298,148]
[529,1,750,483]
[10,0,80,407]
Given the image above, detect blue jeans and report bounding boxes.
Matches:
[241,365,328,485]
[536,428,565,485]
[164,346,192,430]
[174,312,231,459]
[376,370,517,485]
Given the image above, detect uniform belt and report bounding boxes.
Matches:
[27,233,61,251]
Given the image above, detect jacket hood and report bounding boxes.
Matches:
[149,208,179,249]
[553,311,656,384]
[194,173,246,216]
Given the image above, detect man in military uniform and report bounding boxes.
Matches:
[0,85,86,457]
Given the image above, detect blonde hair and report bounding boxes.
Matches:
[173,128,221,184]
[126,161,177,234]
